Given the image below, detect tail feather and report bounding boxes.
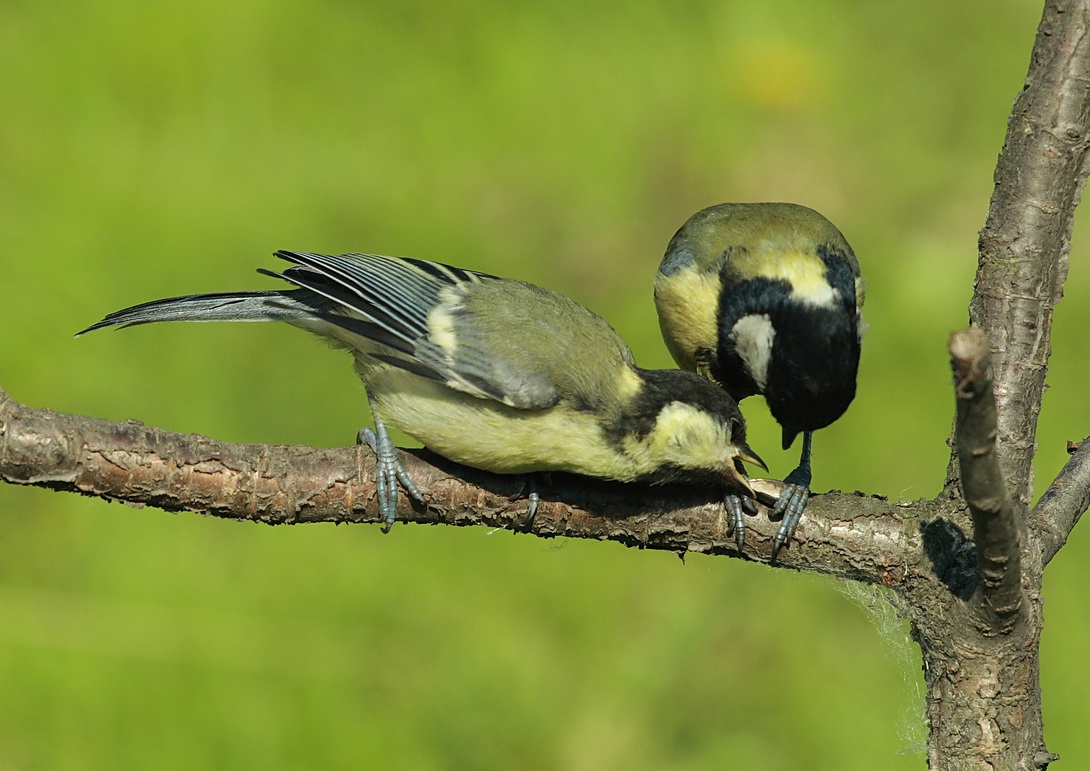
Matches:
[75,290,318,336]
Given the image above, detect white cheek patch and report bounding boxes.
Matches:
[730,314,775,390]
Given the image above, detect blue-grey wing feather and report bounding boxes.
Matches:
[272,251,559,410]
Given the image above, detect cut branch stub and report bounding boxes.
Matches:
[950,327,1025,635]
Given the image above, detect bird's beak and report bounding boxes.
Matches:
[722,462,754,497]
[737,444,768,473]
[723,443,767,497]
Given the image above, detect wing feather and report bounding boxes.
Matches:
[271,251,559,409]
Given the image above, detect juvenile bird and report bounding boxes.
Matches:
[80,251,766,530]
[654,203,864,555]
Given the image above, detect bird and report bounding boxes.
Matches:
[654,203,864,555]
[79,250,767,531]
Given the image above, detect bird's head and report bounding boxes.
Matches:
[624,370,767,494]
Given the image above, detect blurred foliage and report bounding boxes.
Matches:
[1,0,1087,768]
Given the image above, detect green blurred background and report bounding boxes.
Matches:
[2,0,1087,768]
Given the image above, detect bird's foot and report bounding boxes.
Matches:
[358,425,425,532]
[509,473,548,528]
[724,491,758,551]
[769,483,810,558]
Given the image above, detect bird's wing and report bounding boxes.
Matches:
[266,251,561,410]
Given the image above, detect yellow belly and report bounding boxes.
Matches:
[363,368,642,481]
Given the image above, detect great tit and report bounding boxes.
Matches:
[654,203,863,555]
[80,250,767,531]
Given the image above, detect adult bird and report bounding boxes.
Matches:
[81,250,767,531]
[654,203,864,554]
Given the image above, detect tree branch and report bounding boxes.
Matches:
[1034,436,1090,563]
[970,0,1090,506]
[949,328,1023,635]
[0,386,917,585]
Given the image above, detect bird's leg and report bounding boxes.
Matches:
[771,430,812,557]
[509,472,547,528]
[357,393,425,532]
[724,458,759,551]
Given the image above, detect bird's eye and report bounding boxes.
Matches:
[730,417,743,437]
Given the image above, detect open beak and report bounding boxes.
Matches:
[722,444,767,498]
[737,444,768,473]
[722,462,754,497]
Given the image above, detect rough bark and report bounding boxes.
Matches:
[921,0,1090,766]
[3,0,1090,768]
[970,0,1090,507]
[1034,437,1090,562]
[950,328,1023,635]
[0,387,913,581]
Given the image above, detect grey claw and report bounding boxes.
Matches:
[511,474,541,528]
[770,484,810,558]
[724,493,747,551]
[360,421,424,533]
